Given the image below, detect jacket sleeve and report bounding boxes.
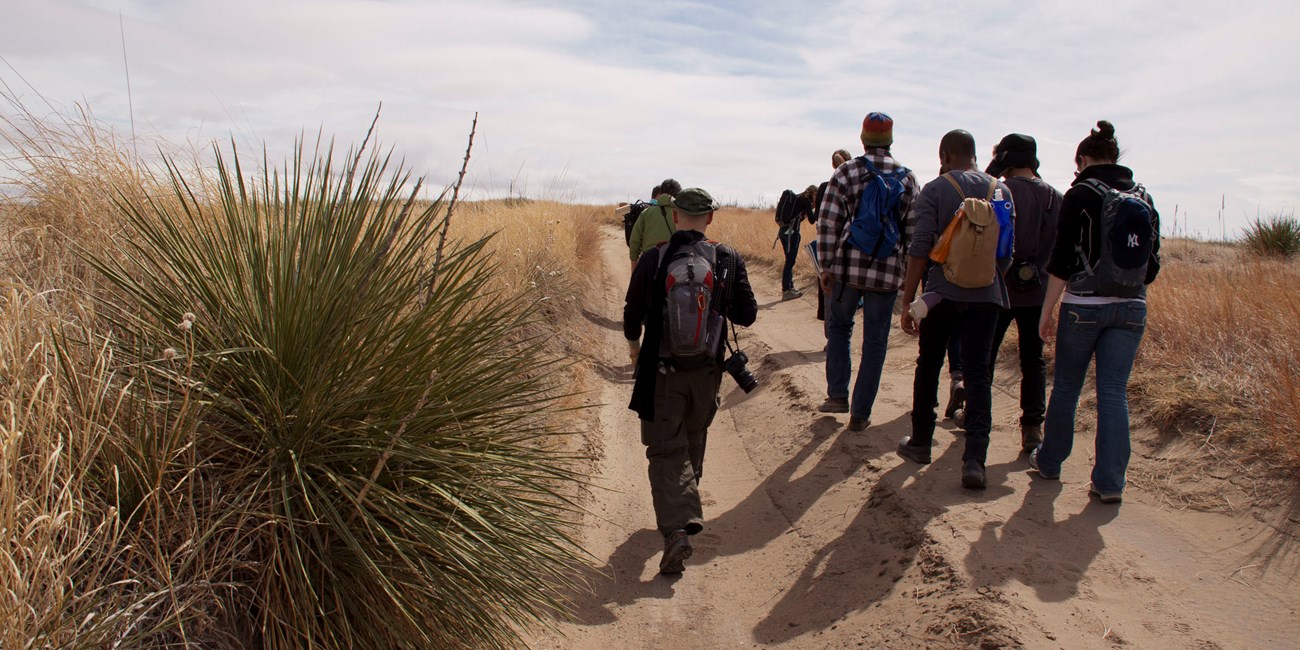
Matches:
[1037,186,1064,269]
[726,253,758,327]
[628,211,648,261]
[623,248,659,340]
[906,181,939,259]
[816,169,851,268]
[1045,186,1088,280]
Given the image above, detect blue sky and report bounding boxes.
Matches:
[2,0,1297,238]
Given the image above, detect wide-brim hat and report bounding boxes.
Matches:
[985,133,1040,177]
[673,187,720,216]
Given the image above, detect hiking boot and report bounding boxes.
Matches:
[817,397,849,414]
[1089,487,1123,504]
[1020,423,1043,454]
[896,436,932,465]
[944,379,966,420]
[659,529,693,575]
[848,416,870,432]
[1028,447,1059,480]
[782,288,803,300]
[961,459,987,489]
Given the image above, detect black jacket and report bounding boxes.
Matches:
[1045,164,1161,295]
[625,229,758,420]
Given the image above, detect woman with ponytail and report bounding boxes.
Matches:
[1029,120,1161,504]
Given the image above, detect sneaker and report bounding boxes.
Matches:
[1028,447,1059,480]
[1020,423,1043,454]
[1089,487,1123,504]
[782,288,804,300]
[961,459,987,489]
[817,397,849,414]
[848,416,870,432]
[896,436,932,465]
[943,380,966,420]
[659,529,693,575]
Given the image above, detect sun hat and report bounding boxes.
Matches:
[985,133,1040,177]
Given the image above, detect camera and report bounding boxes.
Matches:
[1008,260,1040,292]
[722,350,758,394]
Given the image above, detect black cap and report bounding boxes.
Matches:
[985,133,1040,177]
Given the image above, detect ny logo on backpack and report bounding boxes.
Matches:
[929,174,1014,289]
[662,240,728,365]
[846,157,910,260]
[1068,180,1156,297]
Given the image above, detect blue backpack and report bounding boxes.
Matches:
[846,157,909,259]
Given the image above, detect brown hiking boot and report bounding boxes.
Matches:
[817,397,849,414]
[1020,423,1043,454]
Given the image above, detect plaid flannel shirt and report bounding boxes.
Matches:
[816,148,919,291]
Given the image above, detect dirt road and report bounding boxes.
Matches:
[530,229,1300,649]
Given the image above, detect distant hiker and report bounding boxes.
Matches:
[815,149,854,324]
[815,113,919,431]
[624,187,759,574]
[618,186,662,247]
[984,133,1063,453]
[628,178,683,264]
[898,129,1016,489]
[775,185,816,300]
[1029,121,1160,504]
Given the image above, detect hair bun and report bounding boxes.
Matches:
[1095,120,1116,140]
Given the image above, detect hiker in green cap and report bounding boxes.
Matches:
[624,187,758,575]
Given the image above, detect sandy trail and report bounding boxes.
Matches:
[530,228,1300,649]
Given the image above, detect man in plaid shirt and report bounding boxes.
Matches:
[815,112,919,431]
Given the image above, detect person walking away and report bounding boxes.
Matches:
[816,113,919,432]
[775,185,815,299]
[629,178,683,266]
[815,149,854,325]
[1029,121,1160,504]
[984,133,1063,453]
[624,187,759,574]
[898,130,1016,489]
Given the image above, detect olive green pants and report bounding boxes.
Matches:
[642,363,721,537]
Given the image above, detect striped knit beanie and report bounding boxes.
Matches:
[861,112,894,148]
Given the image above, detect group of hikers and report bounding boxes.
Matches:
[618,114,1160,576]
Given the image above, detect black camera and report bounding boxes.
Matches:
[722,350,758,393]
[1008,260,1040,292]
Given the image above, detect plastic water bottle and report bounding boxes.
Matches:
[992,188,1013,257]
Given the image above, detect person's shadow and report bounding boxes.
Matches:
[963,477,1118,602]
[752,438,1016,644]
[560,528,680,625]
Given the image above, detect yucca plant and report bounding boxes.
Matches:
[85,138,588,648]
[1243,213,1300,258]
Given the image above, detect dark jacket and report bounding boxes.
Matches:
[1045,164,1161,297]
[1003,176,1063,306]
[625,229,758,420]
[775,190,813,227]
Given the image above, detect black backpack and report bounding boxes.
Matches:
[1067,180,1156,297]
[775,189,798,226]
[622,200,652,245]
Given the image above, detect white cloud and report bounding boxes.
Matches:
[2,0,1298,237]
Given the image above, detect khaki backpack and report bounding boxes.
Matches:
[929,174,1000,288]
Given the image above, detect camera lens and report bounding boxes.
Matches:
[724,352,758,394]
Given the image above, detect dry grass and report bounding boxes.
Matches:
[1133,240,1300,474]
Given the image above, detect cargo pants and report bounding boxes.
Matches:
[642,362,722,537]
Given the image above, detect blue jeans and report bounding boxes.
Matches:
[779,226,801,291]
[825,281,896,420]
[1036,301,1146,494]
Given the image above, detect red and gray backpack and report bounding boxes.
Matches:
[660,240,733,365]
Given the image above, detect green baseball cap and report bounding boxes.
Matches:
[672,187,720,216]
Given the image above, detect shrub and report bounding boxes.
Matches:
[70,141,588,647]
[1242,213,1300,258]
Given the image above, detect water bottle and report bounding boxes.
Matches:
[992,187,1013,258]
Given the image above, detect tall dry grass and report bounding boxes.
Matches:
[1134,242,1300,472]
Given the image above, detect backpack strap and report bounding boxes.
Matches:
[942,172,966,199]
[985,178,998,201]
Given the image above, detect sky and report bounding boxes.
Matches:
[2,0,1298,238]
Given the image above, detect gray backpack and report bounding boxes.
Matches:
[661,240,726,365]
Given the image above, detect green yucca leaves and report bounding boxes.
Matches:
[1243,213,1300,258]
[87,139,588,648]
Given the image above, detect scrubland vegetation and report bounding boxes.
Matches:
[1,106,599,648]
